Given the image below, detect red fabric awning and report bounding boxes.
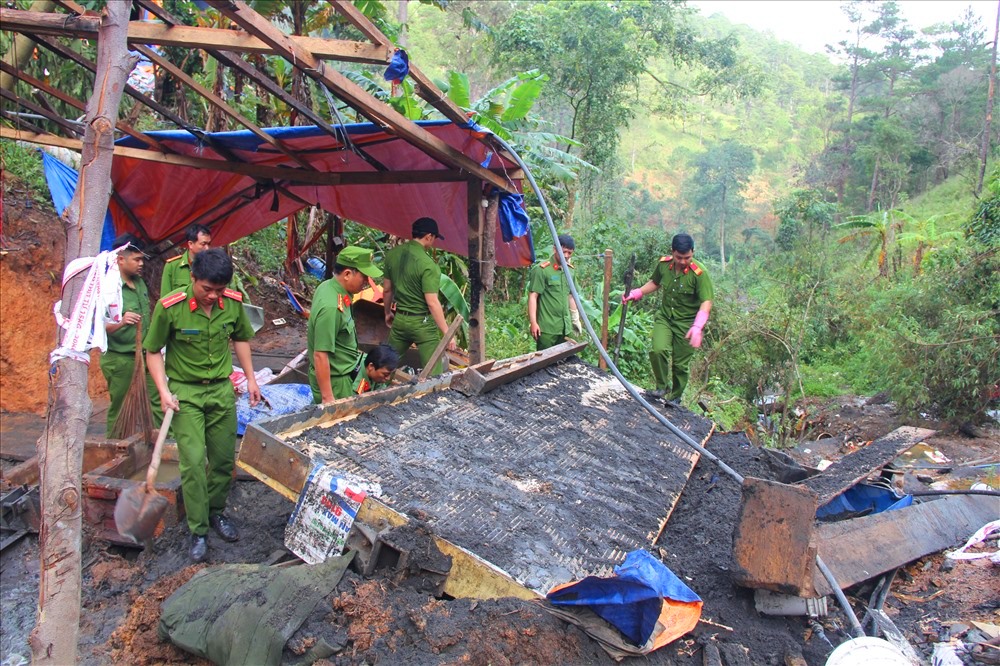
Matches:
[110,121,533,267]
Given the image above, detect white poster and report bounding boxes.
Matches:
[284,464,381,565]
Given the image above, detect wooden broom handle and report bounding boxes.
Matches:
[146,402,175,492]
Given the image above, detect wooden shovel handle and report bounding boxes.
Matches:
[145,401,176,492]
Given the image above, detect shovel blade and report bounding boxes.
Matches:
[114,484,170,544]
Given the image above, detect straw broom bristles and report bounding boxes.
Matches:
[110,322,153,445]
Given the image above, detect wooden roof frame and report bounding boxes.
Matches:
[0,0,516,193]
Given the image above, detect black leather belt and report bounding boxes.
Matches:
[174,377,229,385]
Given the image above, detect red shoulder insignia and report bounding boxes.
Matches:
[165,254,183,263]
[356,379,370,395]
[223,288,243,302]
[660,256,671,262]
[161,291,186,308]
[540,261,551,268]
[690,262,703,276]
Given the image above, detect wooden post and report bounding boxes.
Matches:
[466,180,487,363]
[599,249,613,369]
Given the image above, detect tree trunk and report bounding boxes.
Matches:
[977,0,1000,195]
[719,184,727,272]
[397,0,409,47]
[867,156,880,212]
[30,4,134,663]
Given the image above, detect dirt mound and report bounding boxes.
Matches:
[1,175,108,414]
[107,564,209,666]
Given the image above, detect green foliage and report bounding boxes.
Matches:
[969,166,1000,246]
[0,141,48,202]
[230,223,286,280]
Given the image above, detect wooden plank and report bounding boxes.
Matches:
[0,127,520,185]
[732,477,820,596]
[798,427,935,506]
[1,8,392,63]
[812,494,999,595]
[207,0,516,193]
[470,341,588,395]
[417,315,464,381]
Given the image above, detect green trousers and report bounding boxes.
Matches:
[650,314,696,400]
[100,351,163,432]
[536,332,566,351]
[170,379,237,536]
[388,312,444,375]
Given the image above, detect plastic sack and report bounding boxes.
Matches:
[383,48,409,83]
[236,383,312,435]
[496,191,531,242]
[230,367,274,394]
[546,549,702,656]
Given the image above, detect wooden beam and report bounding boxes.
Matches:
[1,128,521,185]
[0,60,166,152]
[0,8,392,63]
[417,315,464,381]
[449,341,588,396]
[207,0,515,193]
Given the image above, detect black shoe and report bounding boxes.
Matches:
[643,388,666,400]
[210,513,240,542]
[190,535,208,562]
[662,399,681,410]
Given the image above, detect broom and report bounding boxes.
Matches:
[110,321,154,446]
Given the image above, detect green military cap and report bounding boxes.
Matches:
[337,245,383,278]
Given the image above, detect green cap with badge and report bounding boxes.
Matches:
[336,245,383,278]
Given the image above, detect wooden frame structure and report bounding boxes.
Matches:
[0,0,514,362]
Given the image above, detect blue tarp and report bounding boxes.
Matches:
[816,484,913,520]
[40,151,115,251]
[236,383,313,436]
[547,550,701,647]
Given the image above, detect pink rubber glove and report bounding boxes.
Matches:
[622,288,644,304]
[686,309,709,348]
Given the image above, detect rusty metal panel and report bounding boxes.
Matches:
[280,359,710,595]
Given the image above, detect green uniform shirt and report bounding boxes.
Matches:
[160,251,192,296]
[143,287,255,382]
[384,240,441,314]
[650,257,714,322]
[106,277,151,353]
[307,279,363,401]
[528,258,572,336]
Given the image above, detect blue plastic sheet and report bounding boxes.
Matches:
[236,384,313,436]
[547,550,701,647]
[497,191,531,242]
[383,49,409,83]
[41,151,116,251]
[817,484,913,520]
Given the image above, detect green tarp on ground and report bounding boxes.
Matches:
[159,552,353,665]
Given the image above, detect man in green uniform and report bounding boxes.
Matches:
[160,223,211,296]
[101,234,162,431]
[383,218,456,376]
[527,234,582,351]
[307,246,383,404]
[623,234,713,407]
[353,344,401,395]
[145,248,261,563]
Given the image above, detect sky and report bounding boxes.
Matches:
[689,1,1000,55]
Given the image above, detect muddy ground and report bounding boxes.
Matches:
[2,175,999,665]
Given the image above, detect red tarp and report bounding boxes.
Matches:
[111,121,533,267]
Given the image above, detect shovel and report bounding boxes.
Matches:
[114,403,176,544]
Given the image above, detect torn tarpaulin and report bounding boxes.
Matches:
[545,549,702,658]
